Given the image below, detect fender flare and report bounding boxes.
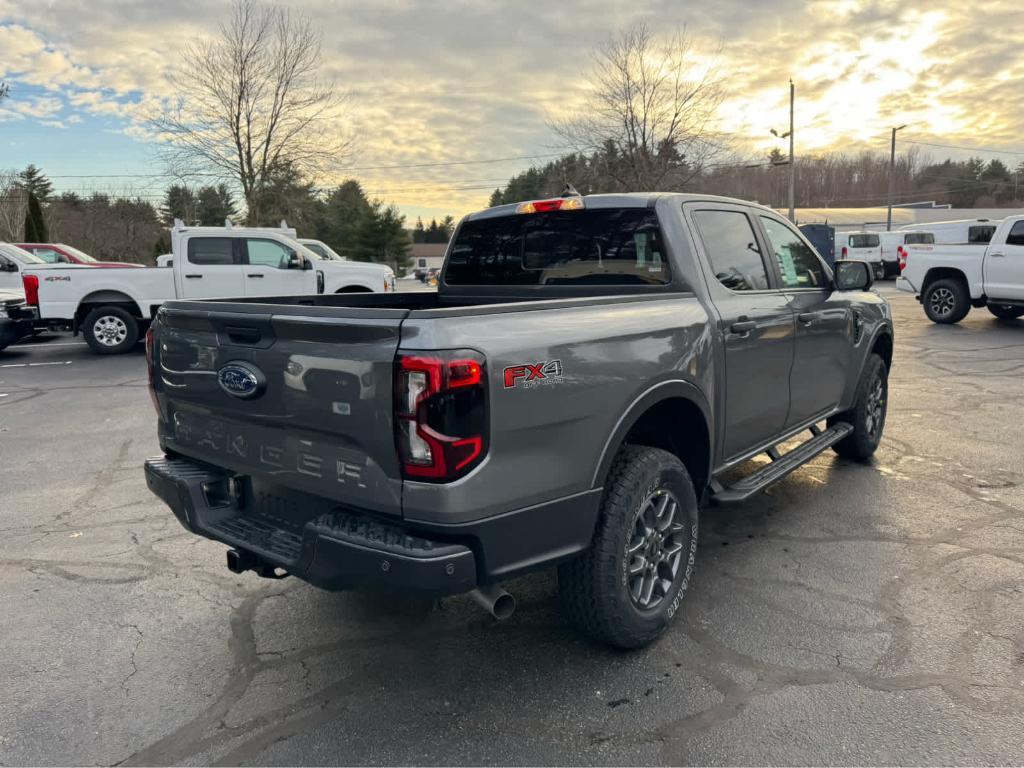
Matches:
[590,379,714,491]
[845,324,893,405]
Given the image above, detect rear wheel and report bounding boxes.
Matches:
[987,304,1024,321]
[922,278,970,324]
[829,353,888,460]
[82,306,139,355]
[558,445,699,649]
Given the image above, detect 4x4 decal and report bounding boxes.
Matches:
[503,360,563,389]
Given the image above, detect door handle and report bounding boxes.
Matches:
[247,273,265,278]
[989,252,1005,258]
[797,312,817,324]
[730,320,756,333]
[184,274,202,279]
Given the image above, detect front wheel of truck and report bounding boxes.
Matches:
[558,445,699,649]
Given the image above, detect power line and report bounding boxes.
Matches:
[896,138,1024,157]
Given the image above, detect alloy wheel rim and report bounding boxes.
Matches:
[626,489,686,610]
[865,373,886,437]
[929,287,954,317]
[93,316,128,346]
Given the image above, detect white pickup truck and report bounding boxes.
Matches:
[22,222,396,353]
[897,215,1024,323]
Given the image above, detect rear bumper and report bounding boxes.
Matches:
[144,454,599,595]
[0,317,34,348]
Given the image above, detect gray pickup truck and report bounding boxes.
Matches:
[144,193,893,648]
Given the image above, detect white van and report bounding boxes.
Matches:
[901,219,1000,245]
[0,243,65,297]
[878,230,935,278]
[834,231,884,279]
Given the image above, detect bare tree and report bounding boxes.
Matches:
[149,0,349,224]
[0,81,9,102]
[0,170,28,241]
[551,23,725,191]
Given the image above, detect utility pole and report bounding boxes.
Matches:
[788,79,795,223]
[769,80,796,221]
[887,124,907,231]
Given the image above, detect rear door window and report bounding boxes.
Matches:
[968,226,996,244]
[187,237,236,266]
[445,208,673,286]
[692,210,770,292]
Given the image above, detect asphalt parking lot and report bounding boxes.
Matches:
[1,283,1022,766]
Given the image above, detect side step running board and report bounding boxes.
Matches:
[711,422,853,505]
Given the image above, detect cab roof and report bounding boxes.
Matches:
[467,192,778,221]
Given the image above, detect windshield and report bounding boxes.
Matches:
[445,208,672,286]
[302,242,330,259]
[2,244,45,264]
[58,244,99,262]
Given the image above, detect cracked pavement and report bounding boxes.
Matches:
[0,284,1021,765]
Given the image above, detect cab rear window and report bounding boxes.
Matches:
[444,208,673,287]
[849,234,880,248]
[904,233,934,244]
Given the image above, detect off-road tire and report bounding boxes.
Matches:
[82,305,139,355]
[987,304,1024,321]
[558,445,699,649]
[829,352,888,460]
[922,278,970,324]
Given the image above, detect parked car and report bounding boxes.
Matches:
[0,243,66,298]
[877,230,935,278]
[798,223,835,267]
[143,192,893,649]
[901,218,999,245]
[16,243,144,268]
[834,231,885,279]
[897,214,1024,323]
[0,289,37,352]
[22,221,396,354]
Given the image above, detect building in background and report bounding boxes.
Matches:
[410,243,447,277]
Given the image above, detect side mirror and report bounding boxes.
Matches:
[834,260,873,291]
[287,253,304,270]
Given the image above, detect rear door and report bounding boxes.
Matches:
[985,220,1024,300]
[242,237,315,297]
[687,204,794,462]
[758,214,851,426]
[178,236,245,299]
[153,304,409,516]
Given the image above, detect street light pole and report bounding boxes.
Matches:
[788,79,795,223]
[887,124,907,231]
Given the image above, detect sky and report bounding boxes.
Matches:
[2,0,1024,222]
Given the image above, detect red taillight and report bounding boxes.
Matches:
[841,246,848,258]
[395,351,487,481]
[22,274,39,306]
[898,246,908,272]
[145,327,159,414]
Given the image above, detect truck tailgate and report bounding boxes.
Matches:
[154,305,408,517]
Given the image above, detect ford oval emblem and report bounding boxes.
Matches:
[217,362,265,399]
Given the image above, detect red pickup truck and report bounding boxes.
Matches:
[16,243,143,268]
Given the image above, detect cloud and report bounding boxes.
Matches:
[1,0,1023,215]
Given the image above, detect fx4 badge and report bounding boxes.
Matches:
[503,360,563,389]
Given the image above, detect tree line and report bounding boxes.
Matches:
[0,164,413,271]
[489,147,1024,211]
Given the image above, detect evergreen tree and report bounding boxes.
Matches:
[196,184,238,225]
[412,217,426,243]
[320,180,373,259]
[353,200,411,272]
[161,185,197,225]
[23,191,48,242]
[18,164,53,200]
